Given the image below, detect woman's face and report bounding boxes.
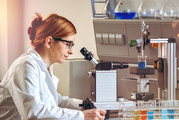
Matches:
[51,34,76,63]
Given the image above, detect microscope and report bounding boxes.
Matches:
[80,47,128,102]
[80,47,129,118]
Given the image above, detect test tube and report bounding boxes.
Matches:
[168,100,175,119]
[147,100,155,120]
[174,100,179,119]
[134,102,140,120]
[138,101,147,120]
[160,101,168,119]
[122,103,134,119]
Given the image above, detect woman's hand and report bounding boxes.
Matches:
[82,108,106,120]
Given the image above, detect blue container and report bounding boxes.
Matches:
[147,111,154,119]
[168,109,175,119]
[138,61,146,68]
[161,109,168,119]
[115,12,136,19]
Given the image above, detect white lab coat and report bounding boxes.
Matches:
[0,48,84,120]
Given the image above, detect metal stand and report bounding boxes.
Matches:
[150,38,177,100]
[130,67,155,101]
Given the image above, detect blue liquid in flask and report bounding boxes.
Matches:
[115,11,136,19]
[168,109,175,119]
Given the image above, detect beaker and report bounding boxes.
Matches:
[160,0,178,19]
[114,0,136,19]
[137,0,160,19]
[138,56,147,68]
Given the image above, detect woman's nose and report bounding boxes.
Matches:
[68,48,73,55]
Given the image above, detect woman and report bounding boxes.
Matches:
[0,13,106,120]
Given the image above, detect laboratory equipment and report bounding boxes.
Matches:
[129,39,142,53]
[80,47,128,102]
[80,47,98,66]
[88,3,179,119]
[95,62,128,70]
[79,98,96,110]
[138,56,147,68]
[92,19,179,101]
[150,37,177,100]
[91,0,119,18]
[137,0,160,19]
[114,0,136,19]
[130,67,155,101]
[80,47,128,70]
[117,100,179,119]
[102,0,116,19]
[160,0,178,19]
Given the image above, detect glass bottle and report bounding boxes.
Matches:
[138,0,160,19]
[114,0,136,19]
[160,0,178,19]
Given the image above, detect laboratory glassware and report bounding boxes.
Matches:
[147,100,156,120]
[137,0,160,19]
[160,0,178,19]
[159,101,169,119]
[168,101,175,119]
[138,56,147,68]
[114,0,136,19]
[102,0,116,19]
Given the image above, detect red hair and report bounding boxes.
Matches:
[28,13,77,48]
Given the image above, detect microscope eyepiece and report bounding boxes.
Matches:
[80,47,98,65]
[80,47,92,61]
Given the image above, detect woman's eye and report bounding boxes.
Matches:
[66,43,69,47]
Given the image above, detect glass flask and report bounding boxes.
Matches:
[103,0,115,19]
[138,0,160,19]
[160,0,178,19]
[114,0,136,19]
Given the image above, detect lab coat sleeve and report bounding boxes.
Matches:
[57,93,83,110]
[7,61,84,120]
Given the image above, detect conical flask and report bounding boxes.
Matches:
[114,0,136,19]
[138,0,160,19]
[160,0,178,19]
[103,0,120,19]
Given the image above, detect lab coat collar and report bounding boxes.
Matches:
[26,47,48,71]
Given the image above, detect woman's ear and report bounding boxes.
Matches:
[45,36,53,49]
